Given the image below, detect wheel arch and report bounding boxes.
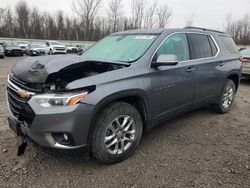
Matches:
[87,90,149,144]
[227,74,240,91]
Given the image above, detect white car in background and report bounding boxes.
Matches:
[239,47,250,78]
[0,45,5,58]
[45,41,67,55]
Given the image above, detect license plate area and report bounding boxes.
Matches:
[8,117,24,137]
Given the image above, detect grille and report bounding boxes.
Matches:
[55,47,66,51]
[7,75,35,126]
[12,50,22,55]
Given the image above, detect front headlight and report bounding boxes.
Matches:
[32,92,88,108]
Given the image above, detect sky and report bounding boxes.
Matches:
[1,0,250,30]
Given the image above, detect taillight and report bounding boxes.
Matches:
[240,56,245,63]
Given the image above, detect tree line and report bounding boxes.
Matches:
[225,13,250,45]
[0,0,172,41]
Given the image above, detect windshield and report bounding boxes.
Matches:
[31,44,43,48]
[51,41,63,45]
[83,35,157,62]
[240,48,250,56]
[6,43,19,47]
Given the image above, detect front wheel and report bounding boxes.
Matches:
[49,49,53,55]
[91,102,143,164]
[211,79,236,113]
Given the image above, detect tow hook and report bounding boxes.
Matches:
[17,136,28,156]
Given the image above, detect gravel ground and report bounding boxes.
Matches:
[0,56,249,188]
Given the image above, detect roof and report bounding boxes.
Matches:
[111,29,166,35]
[111,27,228,36]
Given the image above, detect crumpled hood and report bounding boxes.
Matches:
[11,55,129,84]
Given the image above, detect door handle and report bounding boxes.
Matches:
[219,62,225,66]
[185,67,195,72]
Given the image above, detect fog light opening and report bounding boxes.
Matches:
[51,132,75,146]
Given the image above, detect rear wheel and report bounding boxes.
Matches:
[91,102,143,164]
[211,79,236,113]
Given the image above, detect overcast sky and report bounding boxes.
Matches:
[1,0,250,30]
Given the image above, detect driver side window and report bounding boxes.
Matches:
[155,33,190,62]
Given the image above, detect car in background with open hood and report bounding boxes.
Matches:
[26,44,46,56]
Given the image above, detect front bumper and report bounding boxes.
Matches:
[32,50,45,56]
[53,49,67,54]
[8,98,95,151]
[242,61,250,75]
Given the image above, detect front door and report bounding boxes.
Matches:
[150,33,196,124]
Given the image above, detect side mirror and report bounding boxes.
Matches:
[153,54,179,67]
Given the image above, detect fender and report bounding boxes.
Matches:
[85,89,150,144]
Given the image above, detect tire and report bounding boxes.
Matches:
[211,79,236,114]
[91,102,143,164]
[49,49,53,55]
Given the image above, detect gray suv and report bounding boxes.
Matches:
[7,27,242,164]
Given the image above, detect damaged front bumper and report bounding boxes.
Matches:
[6,76,95,155]
[7,100,95,153]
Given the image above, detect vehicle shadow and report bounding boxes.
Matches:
[240,78,250,85]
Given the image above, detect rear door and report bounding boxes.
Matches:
[187,33,224,106]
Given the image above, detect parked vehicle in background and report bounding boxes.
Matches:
[66,45,78,53]
[26,44,46,56]
[76,44,90,55]
[7,27,242,164]
[239,47,250,77]
[0,45,5,58]
[16,41,29,55]
[45,41,67,55]
[4,42,23,56]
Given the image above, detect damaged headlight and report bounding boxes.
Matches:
[31,92,88,108]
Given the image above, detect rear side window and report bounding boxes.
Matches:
[208,37,218,56]
[188,34,217,59]
[219,36,238,54]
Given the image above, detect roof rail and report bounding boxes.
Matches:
[183,27,226,34]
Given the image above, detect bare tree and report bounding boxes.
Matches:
[107,0,123,32]
[224,12,250,45]
[0,8,6,28]
[5,7,15,37]
[144,0,157,28]
[185,13,195,27]
[16,1,30,38]
[131,0,146,28]
[72,0,103,40]
[29,7,43,39]
[157,4,172,28]
[56,10,65,40]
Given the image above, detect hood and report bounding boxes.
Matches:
[12,55,129,84]
[6,46,22,50]
[32,48,45,51]
[52,45,65,48]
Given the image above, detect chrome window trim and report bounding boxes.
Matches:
[149,31,220,67]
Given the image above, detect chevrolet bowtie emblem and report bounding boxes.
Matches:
[18,90,30,98]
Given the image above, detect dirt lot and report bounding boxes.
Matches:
[0,56,249,187]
